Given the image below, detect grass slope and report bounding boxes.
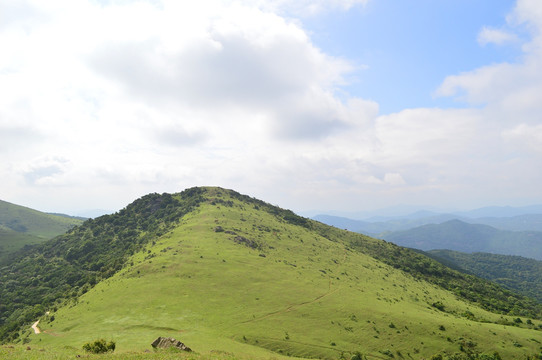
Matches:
[0,200,83,262]
[0,226,43,264]
[19,188,542,359]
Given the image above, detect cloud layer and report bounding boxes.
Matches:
[1,0,541,214]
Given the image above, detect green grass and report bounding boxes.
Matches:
[0,199,83,239]
[19,190,542,359]
[0,226,43,264]
[0,200,83,264]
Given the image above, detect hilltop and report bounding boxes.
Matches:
[1,187,542,359]
[0,200,83,264]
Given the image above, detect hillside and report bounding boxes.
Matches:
[383,219,542,260]
[427,250,542,303]
[0,200,83,264]
[2,188,542,359]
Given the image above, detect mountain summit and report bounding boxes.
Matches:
[1,187,541,359]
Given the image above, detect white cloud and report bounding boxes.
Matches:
[477,27,518,46]
[243,0,369,16]
[502,123,542,153]
[383,173,405,186]
[1,0,542,214]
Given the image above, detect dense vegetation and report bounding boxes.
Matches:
[2,187,542,359]
[0,190,206,342]
[427,250,542,303]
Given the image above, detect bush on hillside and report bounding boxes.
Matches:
[82,338,116,353]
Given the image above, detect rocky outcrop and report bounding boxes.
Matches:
[151,337,192,352]
[234,235,258,249]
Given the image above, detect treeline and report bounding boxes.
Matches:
[427,250,542,304]
[0,189,206,342]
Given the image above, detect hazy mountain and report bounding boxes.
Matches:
[314,208,542,236]
[466,214,542,232]
[383,219,542,260]
[452,205,542,218]
[1,187,541,359]
[313,213,465,235]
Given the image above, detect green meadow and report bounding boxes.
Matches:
[16,188,542,359]
[0,200,83,263]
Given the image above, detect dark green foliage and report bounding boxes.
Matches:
[0,189,206,342]
[432,301,446,311]
[350,352,365,360]
[82,338,115,353]
[427,250,542,303]
[429,351,505,359]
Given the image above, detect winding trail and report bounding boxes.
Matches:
[31,320,41,334]
[241,249,348,324]
[31,311,49,334]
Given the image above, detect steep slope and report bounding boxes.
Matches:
[0,200,83,263]
[383,219,542,260]
[3,188,542,359]
[428,250,542,303]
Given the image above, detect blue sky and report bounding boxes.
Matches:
[306,0,523,113]
[1,0,541,216]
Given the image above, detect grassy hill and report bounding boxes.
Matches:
[2,188,542,359]
[383,219,542,260]
[427,250,542,304]
[0,200,83,264]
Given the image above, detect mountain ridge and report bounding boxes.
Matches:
[2,187,542,359]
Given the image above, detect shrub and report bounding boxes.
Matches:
[351,351,365,360]
[82,339,116,353]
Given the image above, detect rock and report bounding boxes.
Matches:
[151,337,192,352]
[234,235,258,249]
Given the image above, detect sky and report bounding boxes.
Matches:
[1,0,542,217]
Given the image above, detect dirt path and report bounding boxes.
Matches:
[31,311,49,334]
[31,320,41,334]
[242,249,348,324]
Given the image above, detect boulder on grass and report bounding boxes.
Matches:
[151,337,192,352]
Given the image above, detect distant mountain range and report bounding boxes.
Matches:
[383,219,542,260]
[307,204,542,222]
[313,206,542,262]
